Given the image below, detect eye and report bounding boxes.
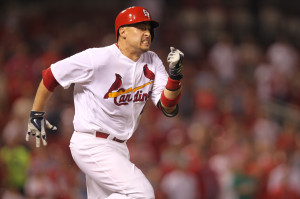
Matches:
[137,26,147,31]
[137,24,151,31]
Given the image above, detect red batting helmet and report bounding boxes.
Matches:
[115,6,159,40]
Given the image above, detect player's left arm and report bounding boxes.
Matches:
[157,47,184,117]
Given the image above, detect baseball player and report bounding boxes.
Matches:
[26,6,184,199]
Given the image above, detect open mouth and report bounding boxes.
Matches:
[141,40,151,47]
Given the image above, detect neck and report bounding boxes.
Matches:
[117,41,143,62]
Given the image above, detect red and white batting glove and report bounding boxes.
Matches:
[26,111,57,147]
[167,47,184,80]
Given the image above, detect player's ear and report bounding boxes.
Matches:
[119,27,127,39]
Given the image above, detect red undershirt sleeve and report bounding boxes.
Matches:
[42,67,59,92]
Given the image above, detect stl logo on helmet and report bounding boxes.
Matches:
[143,9,150,19]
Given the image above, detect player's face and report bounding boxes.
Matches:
[125,22,152,52]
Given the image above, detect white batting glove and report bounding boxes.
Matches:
[26,111,57,147]
[167,47,184,80]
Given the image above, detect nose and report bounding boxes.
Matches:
[144,29,151,38]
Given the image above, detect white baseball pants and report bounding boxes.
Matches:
[69,131,155,199]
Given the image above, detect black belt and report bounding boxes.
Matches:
[96,132,126,143]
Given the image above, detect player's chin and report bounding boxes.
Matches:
[141,44,150,52]
[140,40,151,49]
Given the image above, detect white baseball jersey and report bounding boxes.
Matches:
[51,44,168,140]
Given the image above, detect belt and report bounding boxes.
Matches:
[96,132,126,143]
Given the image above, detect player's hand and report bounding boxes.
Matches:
[26,111,57,147]
[167,47,184,80]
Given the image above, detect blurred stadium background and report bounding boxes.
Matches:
[1,0,300,198]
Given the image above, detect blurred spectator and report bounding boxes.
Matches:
[160,144,199,199]
[254,56,274,102]
[266,36,298,78]
[208,33,238,84]
[252,110,280,151]
[24,145,85,199]
[4,43,35,105]
[160,168,198,199]
[0,97,32,197]
[266,150,300,199]
[236,36,262,84]
[0,130,30,195]
[209,126,237,199]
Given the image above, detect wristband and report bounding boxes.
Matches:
[160,91,182,107]
[166,77,181,91]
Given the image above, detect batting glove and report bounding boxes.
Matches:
[26,111,57,147]
[167,47,184,80]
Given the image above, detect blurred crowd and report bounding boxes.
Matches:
[1,0,300,198]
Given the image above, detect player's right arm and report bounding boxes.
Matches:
[27,49,94,147]
[26,68,58,147]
